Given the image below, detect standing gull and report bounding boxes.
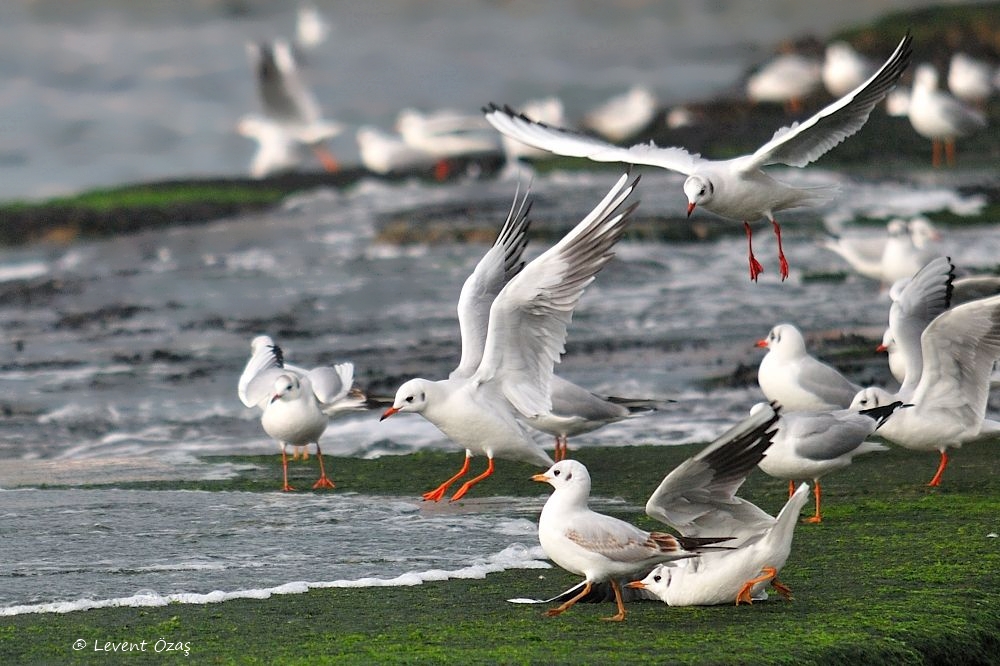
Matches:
[381,174,639,501]
[822,41,877,98]
[238,336,365,491]
[526,375,672,461]
[485,33,912,281]
[755,402,903,523]
[756,323,861,411]
[908,63,987,168]
[746,52,821,114]
[851,294,1000,486]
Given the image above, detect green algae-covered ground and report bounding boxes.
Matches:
[3,439,999,665]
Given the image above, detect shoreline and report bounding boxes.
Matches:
[2,440,1000,663]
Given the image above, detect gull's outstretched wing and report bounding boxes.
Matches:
[451,184,533,379]
[743,33,912,171]
[484,104,702,175]
[645,402,781,541]
[472,173,638,418]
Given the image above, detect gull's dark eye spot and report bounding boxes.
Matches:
[653,575,662,583]
[553,469,561,477]
[405,396,414,403]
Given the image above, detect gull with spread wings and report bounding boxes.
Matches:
[485,33,912,281]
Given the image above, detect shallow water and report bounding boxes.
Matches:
[0,0,957,200]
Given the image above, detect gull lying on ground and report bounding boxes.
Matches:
[485,33,912,281]
[532,458,733,621]
[381,174,639,501]
[522,403,805,610]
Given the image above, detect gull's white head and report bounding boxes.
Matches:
[849,386,895,411]
[756,323,805,356]
[380,378,432,420]
[913,63,939,93]
[907,217,941,246]
[877,330,905,384]
[886,219,910,238]
[531,459,591,495]
[270,374,301,404]
[683,175,714,217]
[625,563,673,598]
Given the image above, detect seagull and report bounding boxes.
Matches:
[881,257,955,395]
[532,459,732,621]
[236,115,303,179]
[396,107,500,179]
[355,126,435,175]
[245,39,343,174]
[627,483,806,606]
[484,33,913,281]
[947,52,996,109]
[822,217,942,285]
[908,63,987,168]
[582,86,658,142]
[238,335,366,491]
[517,403,802,609]
[754,402,902,523]
[878,260,1000,388]
[381,174,639,501]
[746,52,822,114]
[756,323,861,411]
[525,374,673,461]
[620,402,807,605]
[822,41,877,98]
[850,294,1000,486]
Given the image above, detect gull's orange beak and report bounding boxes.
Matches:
[755,339,768,348]
[686,202,696,218]
[531,473,550,483]
[380,406,400,421]
[625,580,646,590]
[270,394,281,404]
[875,343,887,353]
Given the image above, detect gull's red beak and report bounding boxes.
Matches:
[380,406,400,421]
[755,339,768,348]
[875,343,888,353]
[686,202,696,218]
[530,473,550,483]
[270,394,280,404]
[625,580,647,590]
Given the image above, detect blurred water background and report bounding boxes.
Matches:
[0,0,997,615]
